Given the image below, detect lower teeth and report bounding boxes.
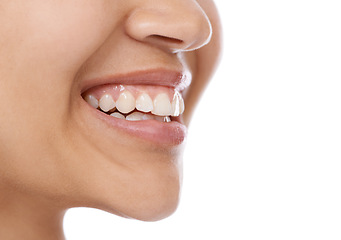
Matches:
[107,110,171,122]
[163,116,171,123]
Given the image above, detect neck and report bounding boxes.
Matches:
[0,185,66,240]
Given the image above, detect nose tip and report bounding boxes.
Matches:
[125,1,212,53]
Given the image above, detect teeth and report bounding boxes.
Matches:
[152,93,172,116]
[179,96,185,115]
[136,93,153,113]
[164,116,171,122]
[171,91,181,117]
[126,112,155,121]
[110,112,125,119]
[84,94,99,109]
[154,116,172,123]
[99,94,115,112]
[126,112,145,121]
[116,91,136,114]
[141,114,155,120]
[85,89,184,121]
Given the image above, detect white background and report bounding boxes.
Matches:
[64,1,341,239]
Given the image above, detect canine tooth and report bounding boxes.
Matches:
[99,94,115,112]
[171,92,181,116]
[84,94,99,109]
[136,93,153,113]
[179,97,185,114]
[116,91,136,114]
[110,112,125,119]
[126,112,144,121]
[152,93,172,116]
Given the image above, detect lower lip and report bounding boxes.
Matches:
[81,99,187,146]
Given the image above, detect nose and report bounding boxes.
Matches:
[125,0,212,53]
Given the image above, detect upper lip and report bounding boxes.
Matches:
[80,68,192,93]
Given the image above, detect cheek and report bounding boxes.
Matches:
[0,1,117,131]
[1,1,116,74]
[0,1,117,193]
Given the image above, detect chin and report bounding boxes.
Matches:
[119,158,182,222]
[70,146,184,222]
[126,180,182,222]
[118,165,182,222]
[96,173,182,222]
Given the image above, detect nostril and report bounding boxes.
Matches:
[146,35,184,45]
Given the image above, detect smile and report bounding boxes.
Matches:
[82,84,185,122]
[79,69,190,145]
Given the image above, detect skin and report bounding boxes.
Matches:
[0,0,222,239]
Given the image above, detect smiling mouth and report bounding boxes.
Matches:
[79,70,189,145]
[82,84,185,123]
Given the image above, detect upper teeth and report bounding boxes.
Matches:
[84,89,185,121]
[152,93,172,116]
[99,94,115,112]
[84,94,99,109]
[116,91,136,114]
[136,93,153,113]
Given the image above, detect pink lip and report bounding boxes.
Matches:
[79,69,190,146]
[80,68,192,93]
[83,102,187,145]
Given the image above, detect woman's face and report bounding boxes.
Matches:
[0,0,221,220]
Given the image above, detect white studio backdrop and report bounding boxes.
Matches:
[64,1,341,239]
